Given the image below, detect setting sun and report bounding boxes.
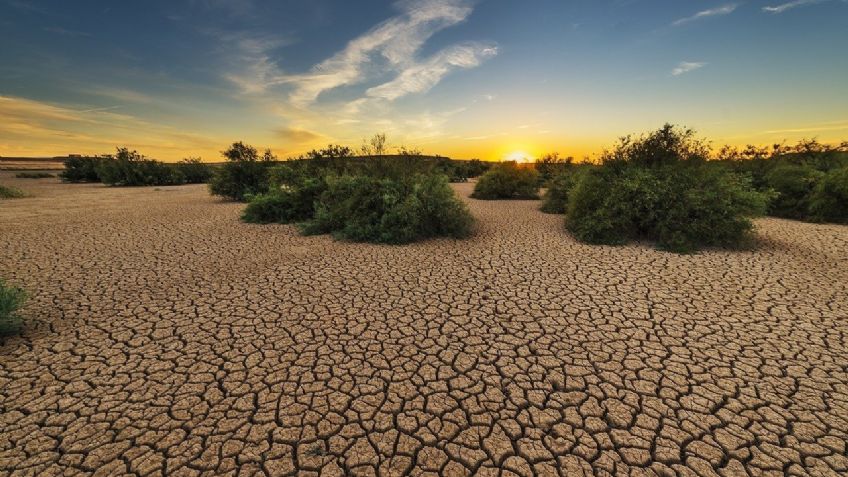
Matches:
[505,151,533,163]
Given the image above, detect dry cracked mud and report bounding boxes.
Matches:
[1,172,847,477]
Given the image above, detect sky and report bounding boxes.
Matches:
[1,0,847,162]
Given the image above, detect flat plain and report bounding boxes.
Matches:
[1,171,847,476]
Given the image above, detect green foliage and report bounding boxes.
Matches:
[764,164,824,220]
[61,156,103,182]
[95,148,184,186]
[535,153,573,185]
[566,125,771,253]
[714,139,848,222]
[471,161,540,200]
[208,142,275,201]
[15,172,54,179]
[174,158,213,184]
[0,184,26,199]
[242,178,327,224]
[809,166,848,223]
[539,167,585,214]
[0,279,26,336]
[301,174,473,244]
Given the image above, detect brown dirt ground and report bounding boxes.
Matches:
[1,172,847,477]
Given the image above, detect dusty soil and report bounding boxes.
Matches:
[1,172,847,476]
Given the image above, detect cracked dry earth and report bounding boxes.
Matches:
[1,173,848,477]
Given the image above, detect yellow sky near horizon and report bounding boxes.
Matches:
[2,94,847,163]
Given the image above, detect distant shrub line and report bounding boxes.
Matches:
[15,172,54,179]
[713,141,848,223]
[61,149,213,186]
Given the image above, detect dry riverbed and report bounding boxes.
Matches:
[1,171,847,476]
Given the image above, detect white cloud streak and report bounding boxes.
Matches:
[225,0,496,108]
[672,61,707,76]
[763,0,825,13]
[672,4,738,26]
[365,43,497,101]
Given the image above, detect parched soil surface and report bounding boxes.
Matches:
[1,172,847,477]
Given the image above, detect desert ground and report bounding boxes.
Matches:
[1,171,847,477]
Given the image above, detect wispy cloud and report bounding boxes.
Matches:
[224,0,496,108]
[763,0,825,13]
[672,61,707,76]
[672,4,738,26]
[365,43,497,101]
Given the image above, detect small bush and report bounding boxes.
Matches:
[175,158,213,184]
[0,279,26,336]
[566,125,771,253]
[471,162,540,200]
[61,156,102,182]
[242,178,327,224]
[302,174,473,244]
[15,172,54,179]
[209,142,275,201]
[809,166,848,223]
[764,164,824,220]
[540,168,585,214]
[0,184,26,199]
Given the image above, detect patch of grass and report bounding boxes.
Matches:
[15,172,54,179]
[471,161,540,200]
[0,279,27,336]
[0,184,26,199]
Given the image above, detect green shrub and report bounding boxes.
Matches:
[0,184,26,199]
[15,172,54,179]
[535,153,572,185]
[302,174,473,244]
[209,142,275,201]
[566,125,771,253]
[175,158,213,184]
[242,178,327,224]
[471,161,540,200]
[95,148,185,186]
[0,279,26,336]
[61,156,102,182]
[809,166,848,223]
[764,164,824,220]
[540,167,585,214]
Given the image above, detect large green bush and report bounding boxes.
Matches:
[540,167,586,214]
[0,279,26,336]
[61,156,103,182]
[764,164,824,220]
[301,174,473,244]
[809,166,848,223]
[209,142,275,201]
[96,148,183,186]
[566,125,771,253]
[471,161,540,200]
[0,184,26,199]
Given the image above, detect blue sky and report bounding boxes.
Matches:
[1,0,847,160]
